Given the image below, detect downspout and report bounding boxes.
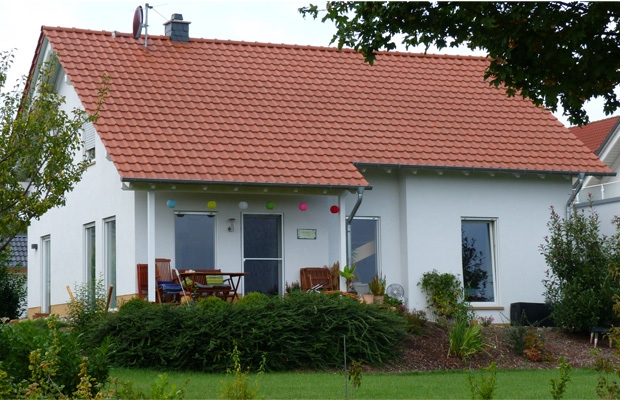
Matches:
[346,187,366,269]
[566,172,585,217]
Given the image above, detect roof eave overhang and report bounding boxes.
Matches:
[120,177,373,192]
[353,162,616,178]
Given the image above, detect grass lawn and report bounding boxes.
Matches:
[111,367,604,399]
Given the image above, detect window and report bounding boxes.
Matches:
[83,122,96,160]
[174,212,216,269]
[41,236,51,313]
[84,223,96,298]
[461,220,496,302]
[351,217,379,284]
[104,218,116,309]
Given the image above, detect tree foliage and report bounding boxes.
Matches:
[0,50,108,252]
[300,2,620,126]
[0,248,26,320]
[541,205,620,332]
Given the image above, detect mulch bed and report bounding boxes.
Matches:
[369,322,620,373]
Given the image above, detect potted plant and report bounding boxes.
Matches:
[369,275,386,304]
[338,265,358,293]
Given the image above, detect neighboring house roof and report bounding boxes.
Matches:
[31,26,612,188]
[569,116,620,155]
[8,234,27,269]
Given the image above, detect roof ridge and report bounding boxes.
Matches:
[569,115,620,130]
[41,25,489,61]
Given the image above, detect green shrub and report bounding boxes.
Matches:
[448,319,489,359]
[0,248,26,320]
[219,345,265,400]
[468,362,497,400]
[506,324,528,356]
[541,205,620,332]
[0,316,111,397]
[87,292,405,372]
[67,276,109,334]
[403,309,427,336]
[118,297,151,312]
[383,295,403,307]
[197,296,230,309]
[418,270,472,322]
[550,356,571,400]
[236,292,270,306]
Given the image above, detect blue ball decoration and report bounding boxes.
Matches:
[166,199,176,208]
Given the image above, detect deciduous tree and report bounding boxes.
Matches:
[0,51,108,252]
[300,2,620,125]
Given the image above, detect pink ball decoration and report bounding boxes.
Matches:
[330,205,340,214]
[299,202,308,211]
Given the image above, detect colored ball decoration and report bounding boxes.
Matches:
[166,199,176,209]
[299,202,308,211]
[239,201,249,210]
[207,201,217,209]
[330,205,340,214]
[266,201,275,210]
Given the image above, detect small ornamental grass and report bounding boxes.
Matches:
[448,319,490,360]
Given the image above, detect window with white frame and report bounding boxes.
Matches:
[83,122,96,160]
[104,218,116,309]
[351,217,380,284]
[84,223,96,298]
[174,212,216,269]
[461,219,497,302]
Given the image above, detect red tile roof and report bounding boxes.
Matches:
[569,116,620,154]
[34,27,612,187]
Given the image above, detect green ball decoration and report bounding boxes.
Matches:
[207,201,217,209]
[266,201,275,210]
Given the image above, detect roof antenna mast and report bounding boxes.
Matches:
[133,3,153,47]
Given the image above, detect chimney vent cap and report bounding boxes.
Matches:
[171,13,183,21]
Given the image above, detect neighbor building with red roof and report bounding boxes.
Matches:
[26,15,613,321]
[570,116,620,236]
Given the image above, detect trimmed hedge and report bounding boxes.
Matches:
[88,292,405,372]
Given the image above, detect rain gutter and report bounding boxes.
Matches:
[566,172,585,217]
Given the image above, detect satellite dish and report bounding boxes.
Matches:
[133,6,143,39]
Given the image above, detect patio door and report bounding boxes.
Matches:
[242,214,282,295]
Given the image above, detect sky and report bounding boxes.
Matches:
[0,0,615,127]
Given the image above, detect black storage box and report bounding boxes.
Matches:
[510,302,554,326]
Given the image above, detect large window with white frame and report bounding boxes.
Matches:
[104,218,116,309]
[461,219,497,303]
[174,212,216,270]
[351,217,380,284]
[84,223,96,299]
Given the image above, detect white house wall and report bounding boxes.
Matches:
[343,169,573,322]
[27,66,136,315]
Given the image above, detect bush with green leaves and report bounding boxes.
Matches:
[87,291,405,372]
[0,248,26,320]
[67,275,109,334]
[418,270,472,322]
[0,316,111,397]
[541,205,620,332]
[468,362,497,400]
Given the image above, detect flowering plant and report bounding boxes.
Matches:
[477,316,494,327]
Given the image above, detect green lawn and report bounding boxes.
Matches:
[111,367,604,399]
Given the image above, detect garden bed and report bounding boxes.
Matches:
[371,322,620,373]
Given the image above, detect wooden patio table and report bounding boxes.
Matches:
[178,270,247,301]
